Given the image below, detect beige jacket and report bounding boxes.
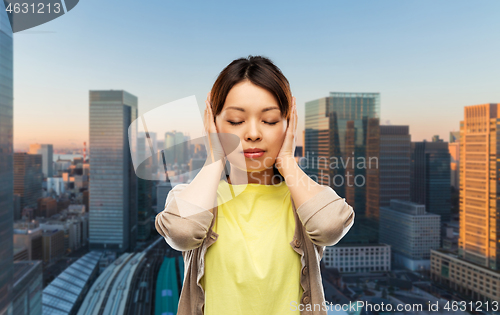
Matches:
[155,183,355,315]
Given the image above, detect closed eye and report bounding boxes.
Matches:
[227,121,279,126]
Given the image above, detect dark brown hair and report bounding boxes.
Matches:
[210,55,293,122]
[211,55,292,181]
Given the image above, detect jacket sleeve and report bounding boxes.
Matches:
[295,185,355,247]
[155,184,215,251]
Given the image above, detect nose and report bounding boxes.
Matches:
[244,119,262,142]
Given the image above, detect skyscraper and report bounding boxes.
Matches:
[28,144,53,178]
[378,126,411,210]
[410,137,451,222]
[431,104,500,302]
[137,177,152,241]
[458,103,500,269]
[449,131,460,190]
[304,92,380,244]
[13,153,43,210]
[89,90,138,252]
[164,130,187,166]
[0,2,13,313]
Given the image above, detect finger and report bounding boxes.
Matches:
[208,104,216,126]
[204,110,209,133]
[295,105,299,130]
[206,101,216,133]
[293,98,297,128]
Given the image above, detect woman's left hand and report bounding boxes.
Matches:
[275,96,298,175]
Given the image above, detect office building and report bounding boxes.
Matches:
[11,261,42,315]
[0,2,13,312]
[304,92,380,244]
[410,137,451,222]
[46,177,65,196]
[13,222,43,261]
[54,158,71,176]
[378,126,411,210]
[39,218,85,254]
[13,247,28,261]
[458,103,500,269]
[442,221,459,251]
[156,181,179,215]
[137,131,158,174]
[28,144,53,178]
[42,229,65,263]
[430,103,500,304]
[89,90,138,252]
[323,244,391,273]
[13,153,43,210]
[431,249,500,302]
[379,199,440,271]
[164,130,188,167]
[37,197,58,218]
[449,132,460,189]
[137,177,153,241]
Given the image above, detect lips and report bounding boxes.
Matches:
[243,148,265,153]
[243,148,265,158]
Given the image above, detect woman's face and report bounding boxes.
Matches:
[215,80,288,172]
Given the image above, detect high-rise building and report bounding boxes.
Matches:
[164,131,175,165]
[164,130,188,166]
[137,177,152,241]
[431,103,500,303]
[458,103,500,270]
[449,131,460,189]
[379,199,440,271]
[37,197,58,218]
[42,229,65,263]
[11,261,42,315]
[137,131,157,171]
[13,222,43,261]
[378,126,411,211]
[410,137,451,222]
[28,144,53,178]
[89,90,138,252]
[13,153,43,211]
[0,2,13,313]
[304,92,380,244]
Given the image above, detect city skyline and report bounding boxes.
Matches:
[11,0,500,150]
[4,1,500,310]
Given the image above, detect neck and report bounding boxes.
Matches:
[226,163,282,185]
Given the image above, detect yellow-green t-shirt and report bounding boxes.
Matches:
[200,179,303,315]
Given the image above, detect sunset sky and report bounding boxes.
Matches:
[11,0,500,151]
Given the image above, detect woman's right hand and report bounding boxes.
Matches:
[204,92,227,165]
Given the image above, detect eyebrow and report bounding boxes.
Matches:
[225,106,280,113]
